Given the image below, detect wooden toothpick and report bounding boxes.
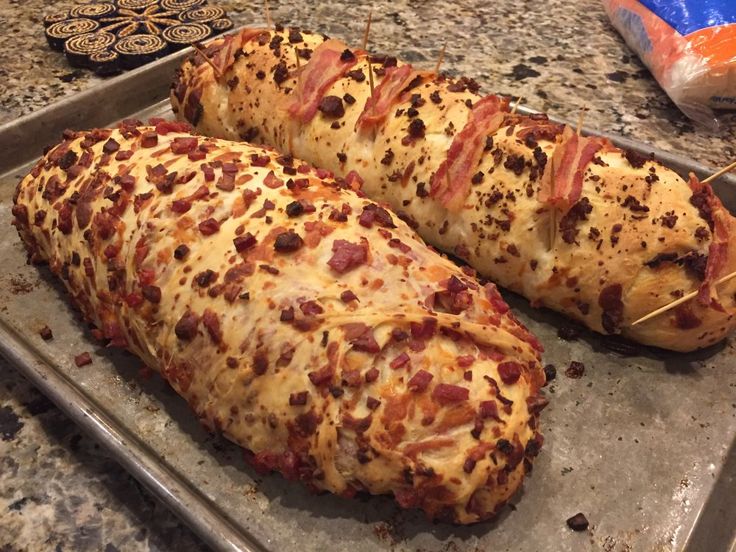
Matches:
[434,42,447,76]
[510,95,523,115]
[192,42,223,79]
[361,11,372,51]
[576,105,587,136]
[631,269,736,326]
[264,0,273,29]
[367,55,376,96]
[701,159,736,185]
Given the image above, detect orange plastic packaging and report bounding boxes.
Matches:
[602,0,736,128]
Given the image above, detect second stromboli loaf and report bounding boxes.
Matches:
[12,120,545,524]
[171,27,736,352]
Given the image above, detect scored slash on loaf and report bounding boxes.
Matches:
[12,119,547,524]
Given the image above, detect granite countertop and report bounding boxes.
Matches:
[1,1,734,551]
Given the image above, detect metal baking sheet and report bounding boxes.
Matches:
[1,47,735,552]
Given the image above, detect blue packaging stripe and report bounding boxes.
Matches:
[639,0,736,36]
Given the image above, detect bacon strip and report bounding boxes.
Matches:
[429,95,508,211]
[356,64,417,131]
[688,174,731,310]
[208,29,267,77]
[288,39,357,124]
[539,127,605,212]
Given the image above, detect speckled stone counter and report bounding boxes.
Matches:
[1,0,735,551]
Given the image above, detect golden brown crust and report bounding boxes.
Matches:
[12,121,545,524]
[171,27,736,352]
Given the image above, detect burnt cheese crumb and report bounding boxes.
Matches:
[318,95,345,118]
[408,119,426,139]
[173,244,190,260]
[347,69,365,82]
[273,61,289,85]
[274,230,304,252]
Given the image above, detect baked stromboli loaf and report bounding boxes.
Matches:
[12,120,546,524]
[171,27,736,352]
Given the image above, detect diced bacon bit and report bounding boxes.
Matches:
[242,188,261,208]
[484,283,510,314]
[497,361,522,384]
[358,203,395,228]
[250,154,270,167]
[202,309,222,344]
[356,64,416,131]
[527,394,550,414]
[343,323,380,353]
[430,95,509,211]
[141,285,161,303]
[174,244,190,260]
[74,352,92,367]
[308,365,334,386]
[342,412,373,433]
[432,383,469,405]
[202,164,215,181]
[327,239,368,273]
[198,218,220,235]
[138,266,156,286]
[479,400,502,421]
[688,174,731,310]
[170,137,198,154]
[457,355,475,368]
[251,199,275,218]
[407,369,433,392]
[274,230,304,253]
[263,171,284,189]
[340,290,358,303]
[57,201,73,234]
[539,126,607,212]
[155,120,192,135]
[390,352,411,369]
[366,396,381,410]
[316,167,333,180]
[300,300,324,316]
[115,150,133,162]
[141,131,158,148]
[233,232,257,252]
[289,391,309,406]
[410,317,437,340]
[280,307,295,322]
[344,170,364,192]
[102,138,120,154]
[364,368,379,383]
[171,199,191,213]
[188,148,207,161]
[288,39,357,123]
[253,352,269,375]
[175,311,199,340]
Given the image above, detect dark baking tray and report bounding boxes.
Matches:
[0,46,734,552]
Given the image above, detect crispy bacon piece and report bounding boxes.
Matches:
[539,127,607,212]
[208,29,267,77]
[356,64,416,131]
[688,174,731,310]
[327,239,368,273]
[430,95,509,211]
[288,40,357,123]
